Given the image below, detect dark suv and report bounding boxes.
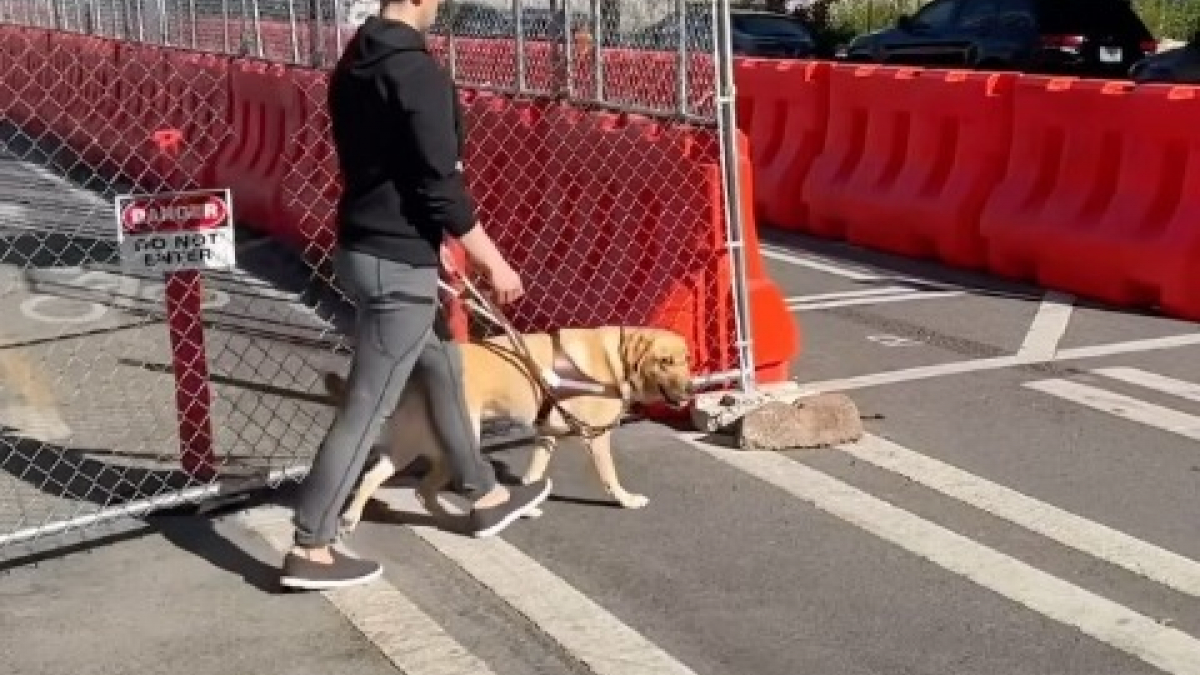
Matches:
[840,0,1157,77]
[629,7,820,59]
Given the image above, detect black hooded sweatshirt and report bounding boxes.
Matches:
[327,15,476,268]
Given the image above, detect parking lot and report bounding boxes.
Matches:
[5,106,1200,674]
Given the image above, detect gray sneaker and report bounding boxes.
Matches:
[280,548,383,591]
[468,479,553,538]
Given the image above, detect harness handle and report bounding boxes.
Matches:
[444,267,624,440]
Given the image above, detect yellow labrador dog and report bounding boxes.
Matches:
[333,325,695,532]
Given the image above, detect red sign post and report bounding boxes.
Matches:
[115,182,236,482]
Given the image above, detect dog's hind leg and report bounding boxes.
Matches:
[340,452,398,535]
[415,454,453,518]
[585,432,648,510]
[521,436,557,485]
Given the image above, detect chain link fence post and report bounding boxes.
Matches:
[713,0,756,393]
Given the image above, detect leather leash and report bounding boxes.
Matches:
[438,270,626,440]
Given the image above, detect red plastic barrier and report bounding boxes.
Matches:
[65,36,122,169]
[981,79,1200,316]
[87,43,174,183]
[273,67,340,260]
[0,27,48,133]
[156,49,234,192]
[1117,86,1200,318]
[42,33,94,144]
[799,64,888,239]
[735,58,830,231]
[0,25,795,381]
[734,131,800,384]
[458,97,794,379]
[803,65,1016,268]
[978,78,1142,302]
[187,18,716,114]
[209,59,302,231]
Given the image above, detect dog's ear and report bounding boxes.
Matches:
[619,329,659,382]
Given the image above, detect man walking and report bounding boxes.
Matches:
[280,0,552,591]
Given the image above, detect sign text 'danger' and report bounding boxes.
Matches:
[119,192,229,234]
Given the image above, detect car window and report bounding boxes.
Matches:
[912,0,960,28]
[731,14,813,40]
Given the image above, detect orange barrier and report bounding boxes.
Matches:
[157,49,233,193]
[0,27,46,133]
[459,97,794,379]
[209,59,302,234]
[1117,86,1200,319]
[272,68,340,260]
[735,132,800,383]
[802,65,1016,268]
[980,78,1200,318]
[0,25,796,384]
[735,58,830,231]
[978,78,1142,301]
[187,18,717,115]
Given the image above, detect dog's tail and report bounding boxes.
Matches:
[323,371,348,405]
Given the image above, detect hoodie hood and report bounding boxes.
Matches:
[347,15,429,70]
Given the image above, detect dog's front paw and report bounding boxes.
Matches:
[616,493,649,510]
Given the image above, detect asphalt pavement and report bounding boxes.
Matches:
[4,141,1200,674]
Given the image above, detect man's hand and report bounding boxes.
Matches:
[439,242,460,277]
[455,223,524,304]
[487,260,525,305]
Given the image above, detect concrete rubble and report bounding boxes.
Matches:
[690,381,867,451]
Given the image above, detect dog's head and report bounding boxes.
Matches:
[620,328,695,408]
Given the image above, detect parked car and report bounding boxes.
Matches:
[430,1,514,38]
[839,0,1157,78]
[629,7,821,59]
[1130,34,1200,84]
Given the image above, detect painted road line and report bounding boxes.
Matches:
[840,434,1200,598]
[369,488,702,675]
[242,507,501,675]
[796,333,1200,395]
[1025,379,1200,442]
[1016,291,1076,361]
[788,290,964,312]
[760,247,879,281]
[760,245,964,291]
[677,433,1200,675]
[785,287,915,303]
[1094,368,1200,404]
[1055,334,1200,361]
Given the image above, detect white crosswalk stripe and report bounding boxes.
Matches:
[679,433,1200,675]
[242,508,502,675]
[233,369,1200,675]
[1025,374,1200,442]
[837,434,1200,599]
[1093,367,1200,404]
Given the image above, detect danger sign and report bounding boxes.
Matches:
[114,188,237,274]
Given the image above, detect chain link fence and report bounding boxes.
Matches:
[0,15,347,563]
[0,0,753,562]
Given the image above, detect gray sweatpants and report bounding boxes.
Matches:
[292,248,497,548]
